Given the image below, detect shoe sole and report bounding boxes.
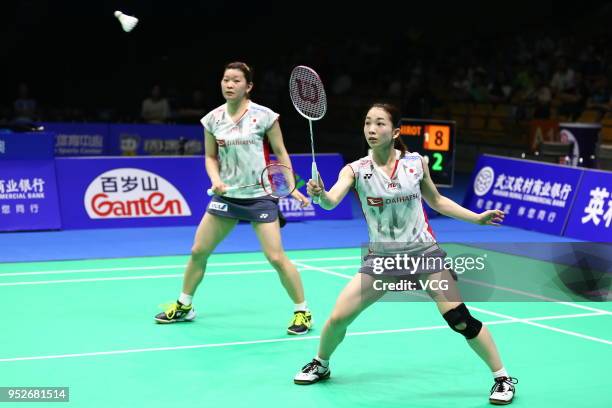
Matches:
[294,371,330,385]
[489,396,514,405]
[154,309,196,324]
[287,327,312,335]
[154,317,196,324]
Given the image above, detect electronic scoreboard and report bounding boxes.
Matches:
[399,119,456,187]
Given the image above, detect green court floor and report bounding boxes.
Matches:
[1,247,610,407]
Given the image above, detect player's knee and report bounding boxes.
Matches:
[328,311,351,329]
[442,303,482,340]
[190,245,211,262]
[265,252,285,268]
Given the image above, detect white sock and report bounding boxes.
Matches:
[294,301,308,312]
[315,356,329,367]
[178,293,193,306]
[493,367,508,379]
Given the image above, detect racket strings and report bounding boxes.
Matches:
[289,67,327,120]
[262,164,296,198]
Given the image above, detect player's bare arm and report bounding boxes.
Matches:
[420,157,504,226]
[306,165,355,210]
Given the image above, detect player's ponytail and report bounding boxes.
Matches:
[394,135,408,158]
[369,102,407,158]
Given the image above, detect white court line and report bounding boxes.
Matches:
[0,271,268,287]
[460,277,612,315]
[296,262,612,316]
[295,262,359,279]
[0,313,603,363]
[0,265,361,287]
[469,306,612,346]
[295,262,612,346]
[0,256,362,278]
[522,311,607,321]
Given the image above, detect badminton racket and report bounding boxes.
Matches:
[289,65,327,204]
[207,163,297,198]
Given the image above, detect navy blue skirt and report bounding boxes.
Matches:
[207,195,286,227]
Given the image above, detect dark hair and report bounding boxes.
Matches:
[224,61,253,83]
[368,102,407,157]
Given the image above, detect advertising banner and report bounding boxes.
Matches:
[0,160,62,231]
[55,153,352,229]
[464,155,582,235]
[563,168,612,241]
[55,157,206,229]
[40,122,108,156]
[107,124,204,156]
[0,132,55,160]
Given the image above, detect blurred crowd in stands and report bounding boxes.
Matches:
[3,32,612,127]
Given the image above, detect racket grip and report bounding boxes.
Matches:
[311,162,321,205]
[207,186,235,196]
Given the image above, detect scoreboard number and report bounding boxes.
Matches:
[423,125,450,151]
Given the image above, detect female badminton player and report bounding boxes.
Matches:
[294,103,518,404]
[155,62,313,335]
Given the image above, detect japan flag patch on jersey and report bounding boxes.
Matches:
[405,164,421,178]
[250,117,259,131]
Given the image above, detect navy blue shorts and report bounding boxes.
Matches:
[207,195,286,226]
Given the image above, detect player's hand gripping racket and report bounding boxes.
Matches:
[206,163,297,198]
[289,66,327,204]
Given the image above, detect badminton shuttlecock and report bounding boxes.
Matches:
[114,10,138,32]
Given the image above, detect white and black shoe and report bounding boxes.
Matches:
[294,359,331,385]
[154,302,196,324]
[489,376,518,405]
[287,311,313,335]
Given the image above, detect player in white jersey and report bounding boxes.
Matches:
[294,103,518,405]
[155,62,314,335]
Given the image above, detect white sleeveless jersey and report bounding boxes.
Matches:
[348,150,436,254]
[201,101,279,198]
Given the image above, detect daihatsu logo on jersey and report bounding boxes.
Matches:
[84,168,192,219]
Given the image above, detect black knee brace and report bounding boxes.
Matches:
[443,303,482,340]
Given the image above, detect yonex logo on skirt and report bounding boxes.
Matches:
[209,202,228,212]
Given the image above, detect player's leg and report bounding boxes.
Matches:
[294,273,390,384]
[424,269,517,405]
[155,212,238,323]
[251,219,311,334]
[183,212,239,294]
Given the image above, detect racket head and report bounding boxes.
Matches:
[261,163,297,198]
[289,66,327,121]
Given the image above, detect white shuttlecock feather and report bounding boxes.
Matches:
[114,11,138,32]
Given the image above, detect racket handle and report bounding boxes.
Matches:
[311,161,321,205]
[207,186,236,196]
